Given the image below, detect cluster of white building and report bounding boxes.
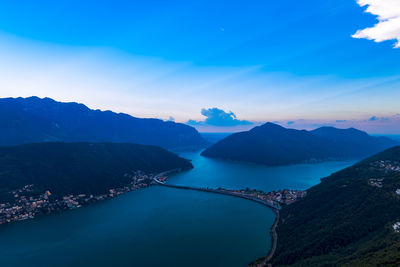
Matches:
[0,170,154,225]
[393,222,400,233]
[371,160,400,173]
[368,178,384,188]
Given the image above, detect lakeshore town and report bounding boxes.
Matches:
[368,160,400,193]
[156,173,307,208]
[0,170,307,225]
[368,160,400,234]
[370,160,400,173]
[2,159,400,227]
[217,187,306,208]
[0,170,153,225]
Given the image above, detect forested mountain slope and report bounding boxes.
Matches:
[272,146,400,266]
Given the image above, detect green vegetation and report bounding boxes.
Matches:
[0,142,192,202]
[271,146,400,266]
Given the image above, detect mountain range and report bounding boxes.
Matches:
[201,122,398,165]
[0,97,208,150]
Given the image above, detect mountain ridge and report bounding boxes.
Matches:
[0,96,208,150]
[201,122,398,165]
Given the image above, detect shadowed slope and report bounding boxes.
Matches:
[202,122,398,165]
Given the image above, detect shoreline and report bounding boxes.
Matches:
[262,209,279,266]
[1,170,160,226]
[2,168,282,265]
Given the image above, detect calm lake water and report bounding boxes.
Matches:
[0,150,355,267]
[170,151,355,191]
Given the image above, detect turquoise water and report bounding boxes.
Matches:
[201,132,232,144]
[0,151,355,266]
[0,186,272,267]
[170,151,356,191]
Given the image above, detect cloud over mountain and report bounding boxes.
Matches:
[352,0,400,48]
[187,108,253,127]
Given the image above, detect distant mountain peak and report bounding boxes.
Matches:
[313,126,366,133]
[0,96,208,150]
[311,126,377,141]
[261,122,283,128]
[251,122,286,132]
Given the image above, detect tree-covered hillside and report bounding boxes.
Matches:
[202,122,398,165]
[271,146,400,266]
[0,142,192,202]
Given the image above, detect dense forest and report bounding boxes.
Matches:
[0,142,192,203]
[202,122,398,165]
[271,146,400,266]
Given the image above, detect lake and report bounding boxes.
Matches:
[0,151,355,266]
[170,151,355,191]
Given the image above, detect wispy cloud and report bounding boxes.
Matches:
[352,0,400,48]
[276,114,400,134]
[368,115,390,121]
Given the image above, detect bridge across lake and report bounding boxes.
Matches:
[157,182,280,211]
[153,172,280,266]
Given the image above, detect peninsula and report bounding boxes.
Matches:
[0,142,192,225]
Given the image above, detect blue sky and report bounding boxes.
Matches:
[0,0,399,133]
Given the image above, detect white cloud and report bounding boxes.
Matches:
[352,0,400,48]
[187,107,253,127]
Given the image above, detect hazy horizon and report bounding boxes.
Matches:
[1,0,399,133]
